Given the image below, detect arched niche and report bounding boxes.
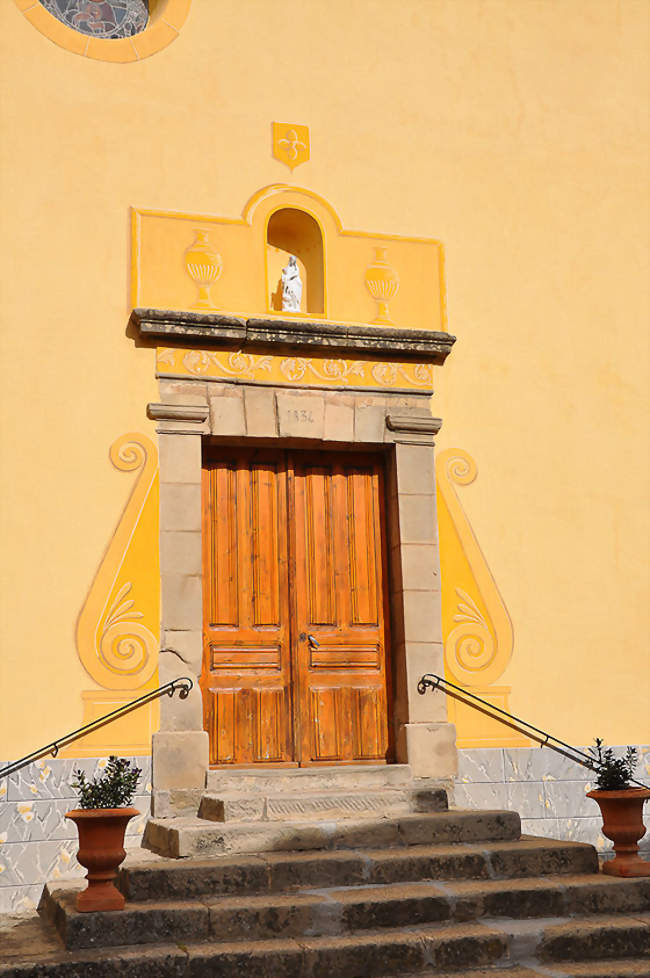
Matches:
[266,208,325,315]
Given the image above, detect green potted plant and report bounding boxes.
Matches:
[65,756,141,912]
[587,739,650,878]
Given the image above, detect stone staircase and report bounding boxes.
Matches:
[199,763,446,823]
[1,769,649,976]
[144,764,452,858]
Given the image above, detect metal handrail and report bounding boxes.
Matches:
[0,677,193,780]
[418,672,648,790]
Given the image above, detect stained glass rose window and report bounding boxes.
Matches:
[39,0,148,39]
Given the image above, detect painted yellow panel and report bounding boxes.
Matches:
[447,687,530,750]
[436,449,528,748]
[76,434,160,692]
[156,346,434,391]
[131,186,446,332]
[60,691,159,758]
[272,123,310,172]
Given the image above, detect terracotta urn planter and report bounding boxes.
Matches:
[65,807,139,911]
[586,788,650,877]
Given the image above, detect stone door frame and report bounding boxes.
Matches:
[148,380,457,816]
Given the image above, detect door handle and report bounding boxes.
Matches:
[307,634,320,650]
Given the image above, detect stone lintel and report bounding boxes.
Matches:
[131,307,456,364]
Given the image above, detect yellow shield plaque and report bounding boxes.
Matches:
[272,122,310,171]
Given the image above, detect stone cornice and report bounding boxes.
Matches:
[386,414,443,435]
[147,403,209,422]
[130,308,456,365]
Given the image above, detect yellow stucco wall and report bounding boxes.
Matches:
[1,0,648,759]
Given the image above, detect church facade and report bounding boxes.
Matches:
[1,0,648,910]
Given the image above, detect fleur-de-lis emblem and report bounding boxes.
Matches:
[272,122,310,171]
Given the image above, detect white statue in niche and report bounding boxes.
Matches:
[281,255,303,312]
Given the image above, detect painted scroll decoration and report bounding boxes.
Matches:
[156,347,433,390]
[77,433,159,689]
[436,449,528,747]
[69,434,160,756]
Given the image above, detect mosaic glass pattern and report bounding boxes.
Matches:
[39,0,148,38]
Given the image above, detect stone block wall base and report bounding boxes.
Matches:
[454,744,650,852]
[152,730,208,794]
[401,722,458,779]
[152,787,204,818]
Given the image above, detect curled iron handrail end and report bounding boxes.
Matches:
[417,674,439,695]
[173,677,193,700]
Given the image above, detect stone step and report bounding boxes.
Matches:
[437,873,650,919]
[0,943,188,978]
[384,964,650,978]
[43,874,650,950]
[548,960,650,976]
[121,837,600,901]
[475,913,650,965]
[537,911,650,963]
[6,916,649,977]
[142,807,521,858]
[174,923,511,976]
[5,953,649,978]
[197,786,448,823]
[381,971,548,978]
[206,763,415,795]
[0,922,508,976]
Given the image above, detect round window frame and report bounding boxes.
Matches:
[14,0,191,62]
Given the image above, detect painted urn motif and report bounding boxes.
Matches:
[365,246,399,324]
[184,229,223,309]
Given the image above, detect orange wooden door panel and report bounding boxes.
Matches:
[202,447,391,767]
[292,455,391,765]
[201,449,294,766]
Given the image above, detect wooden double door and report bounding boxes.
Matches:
[201,447,391,767]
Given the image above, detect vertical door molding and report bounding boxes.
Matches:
[148,398,210,816]
[384,419,458,779]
